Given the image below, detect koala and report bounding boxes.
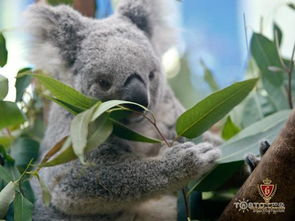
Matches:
[24,1,224,220]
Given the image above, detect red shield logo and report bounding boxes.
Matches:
[260,184,275,198]
[257,178,277,203]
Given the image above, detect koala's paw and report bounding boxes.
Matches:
[245,140,270,172]
[166,142,221,178]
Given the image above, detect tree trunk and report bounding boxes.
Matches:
[219,110,295,221]
[73,0,96,17]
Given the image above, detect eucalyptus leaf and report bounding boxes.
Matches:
[91,100,147,122]
[201,59,219,91]
[40,136,68,165]
[0,181,16,218]
[39,137,76,167]
[15,68,32,102]
[250,33,288,110]
[71,103,101,163]
[35,174,51,206]
[189,161,244,192]
[111,119,161,143]
[21,73,98,110]
[0,101,25,130]
[227,110,290,144]
[189,110,289,192]
[221,116,240,140]
[47,97,84,115]
[0,33,7,67]
[0,75,8,100]
[0,165,13,183]
[176,78,258,138]
[10,138,39,170]
[13,192,33,221]
[86,116,113,151]
[273,23,283,47]
[287,3,295,10]
[239,93,264,128]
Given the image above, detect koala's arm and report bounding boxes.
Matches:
[49,140,219,215]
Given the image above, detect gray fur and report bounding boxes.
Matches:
[24,1,220,220]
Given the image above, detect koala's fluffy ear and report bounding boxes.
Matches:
[24,4,86,76]
[116,0,179,56]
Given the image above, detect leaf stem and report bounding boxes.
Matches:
[142,113,191,220]
[143,113,171,147]
[182,188,190,220]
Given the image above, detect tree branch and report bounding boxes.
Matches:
[219,110,295,220]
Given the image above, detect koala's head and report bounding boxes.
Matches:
[24,0,176,111]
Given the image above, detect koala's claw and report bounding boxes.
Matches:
[245,153,259,172]
[245,139,271,173]
[181,142,221,176]
[260,140,270,156]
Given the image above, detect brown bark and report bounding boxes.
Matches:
[219,110,295,221]
[35,0,96,18]
[73,0,96,17]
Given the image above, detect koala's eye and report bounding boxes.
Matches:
[97,79,112,91]
[149,71,155,80]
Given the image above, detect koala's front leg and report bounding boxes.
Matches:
[51,141,220,215]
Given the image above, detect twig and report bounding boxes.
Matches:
[143,113,171,147]
[5,128,12,137]
[243,13,249,54]
[143,112,191,220]
[287,42,295,109]
[182,189,190,220]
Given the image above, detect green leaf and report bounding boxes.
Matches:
[0,165,13,183]
[15,68,32,102]
[287,2,295,10]
[22,73,98,110]
[189,161,244,192]
[10,138,39,170]
[0,75,8,100]
[250,33,288,110]
[0,101,25,130]
[227,110,290,144]
[176,78,258,138]
[20,180,35,204]
[111,119,161,143]
[35,174,51,206]
[242,93,264,127]
[91,100,147,122]
[43,116,114,167]
[0,181,16,218]
[71,103,101,163]
[189,110,290,192]
[273,23,283,47]
[221,116,240,140]
[13,192,33,221]
[48,0,73,5]
[47,97,84,115]
[0,33,7,67]
[201,59,219,91]
[86,115,113,151]
[39,137,76,167]
[0,137,14,149]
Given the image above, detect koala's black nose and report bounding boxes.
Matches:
[122,74,149,111]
